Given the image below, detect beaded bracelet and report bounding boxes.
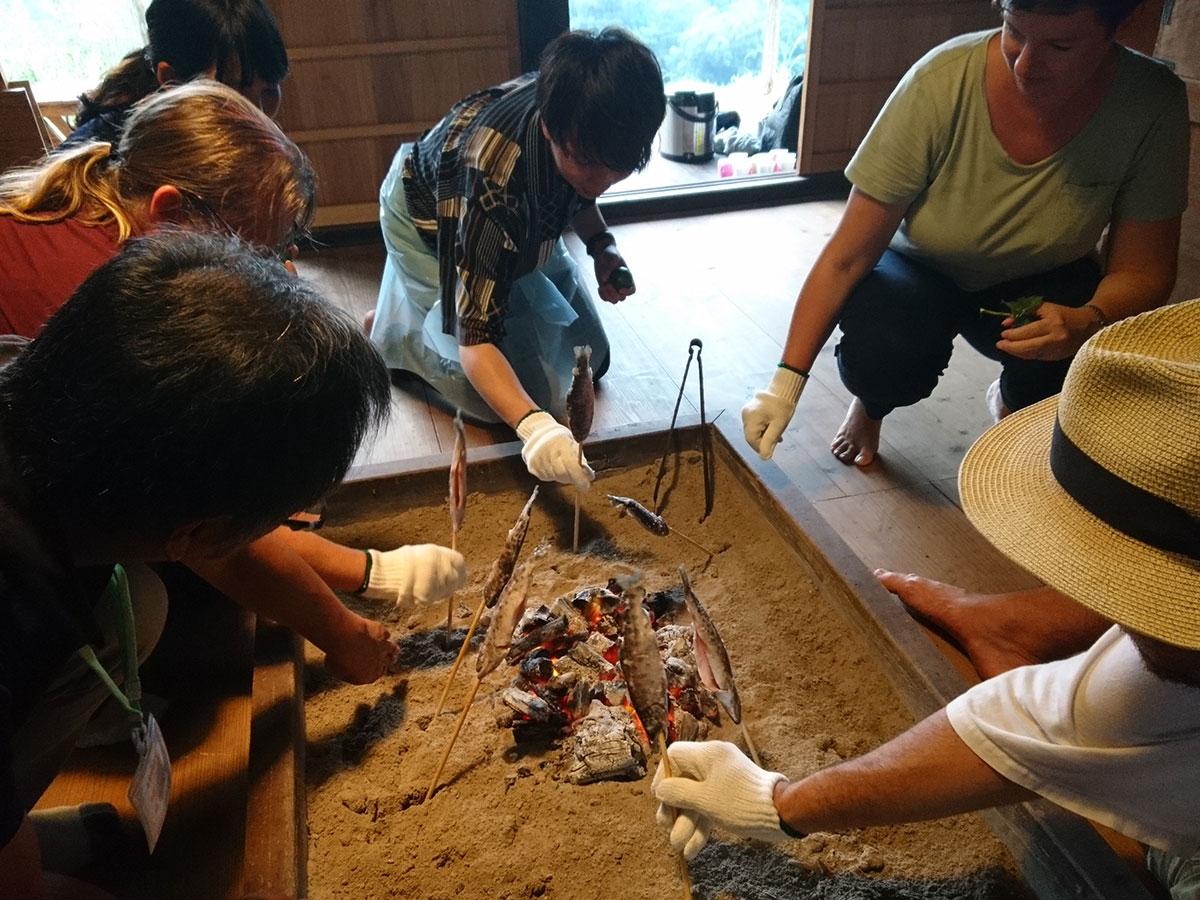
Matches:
[1084,303,1112,329]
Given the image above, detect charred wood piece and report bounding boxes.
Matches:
[506,615,570,664]
[568,701,645,785]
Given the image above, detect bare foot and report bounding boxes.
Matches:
[831,398,881,467]
[874,570,1109,679]
[362,308,376,335]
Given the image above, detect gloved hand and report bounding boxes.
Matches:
[652,741,789,857]
[516,410,595,491]
[742,365,807,461]
[360,545,467,611]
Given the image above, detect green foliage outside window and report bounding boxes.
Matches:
[1,0,149,96]
[570,0,808,88]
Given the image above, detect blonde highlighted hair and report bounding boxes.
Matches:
[0,80,314,247]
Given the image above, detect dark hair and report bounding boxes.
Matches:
[536,27,665,173]
[0,232,390,541]
[993,0,1141,33]
[77,0,288,124]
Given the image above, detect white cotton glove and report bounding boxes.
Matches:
[360,545,467,611]
[516,410,595,491]
[741,366,807,461]
[652,741,789,858]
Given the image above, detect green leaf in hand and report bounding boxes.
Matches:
[980,295,1043,327]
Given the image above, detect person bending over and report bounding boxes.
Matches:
[62,0,289,148]
[742,0,1186,467]
[658,299,1200,899]
[0,79,465,627]
[368,27,665,491]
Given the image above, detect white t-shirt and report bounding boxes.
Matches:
[947,626,1200,854]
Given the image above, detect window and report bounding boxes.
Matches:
[1,0,150,100]
[570,0,808,129]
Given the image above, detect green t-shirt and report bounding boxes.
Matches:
[846,30,1189,291]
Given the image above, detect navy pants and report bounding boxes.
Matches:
[835,250,1102,420]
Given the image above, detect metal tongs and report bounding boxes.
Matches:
[652,338,715,522]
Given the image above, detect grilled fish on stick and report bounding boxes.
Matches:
[617,575,669,743]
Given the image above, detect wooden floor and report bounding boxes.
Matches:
[37,196,1196,897]
[303,198,1043,627]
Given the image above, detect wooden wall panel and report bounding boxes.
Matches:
[797,0,997,174]
[268,0,521,227]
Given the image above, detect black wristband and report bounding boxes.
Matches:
[778,362,810,378]
[353,549,372,595]
[585,230,616,258]
[778,816,806,839]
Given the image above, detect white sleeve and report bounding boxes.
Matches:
[947,627,1200,855]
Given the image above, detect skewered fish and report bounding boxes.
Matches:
[679,565,741,723]
[566,345,594,443]
[617,575,669,743]
[449,411,467,534]
[477,563,534,678]
[482,487,538,608]
[607,494,669,537]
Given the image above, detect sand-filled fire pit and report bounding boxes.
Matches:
[300,424,1050,900]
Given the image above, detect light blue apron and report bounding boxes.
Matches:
[370,144,610,424]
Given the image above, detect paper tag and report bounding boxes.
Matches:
[128,713,171,853]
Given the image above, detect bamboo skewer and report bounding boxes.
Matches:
[573,445,584,554]
[740,721,762,768]
[657,732,694,899]
[426,676,482,802]
[433,594,487,717]
[668,526,717,559]
[447,531,457,643]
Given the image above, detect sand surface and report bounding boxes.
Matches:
[306,454,1030,900]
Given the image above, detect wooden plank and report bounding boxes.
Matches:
[813,480,1043,593]
[287,35,510,61]
[235,621,306,900]
[36,596,256,900]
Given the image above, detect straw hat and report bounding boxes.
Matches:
[959,299,1200,649]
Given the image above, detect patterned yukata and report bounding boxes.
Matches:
[370,75,609,423]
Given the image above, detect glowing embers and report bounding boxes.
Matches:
[495,579,721,785]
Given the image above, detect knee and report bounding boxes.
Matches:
[125,563,168,664]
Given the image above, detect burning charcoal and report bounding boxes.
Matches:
[584,632,615,658]
[673,708,707,743]
[562,640,615,677]
[655,624,694,660]
[601,680,628,708]
[512,720,569,745]
[517,605,555,634]
[646,589,682,622]
[596,614,620,640]
[568,701,646,785]
[506,615,569,664]
[519,655,555,683]
[675,687,706,721]
[566,680,594,721]
[549,597,590,636]
[502,687,554,723]
[547,671,578,695]
[664,657,694,694]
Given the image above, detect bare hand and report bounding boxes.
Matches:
[593,245,634,304]
[323,615,398,684]
[995,302,1095,362]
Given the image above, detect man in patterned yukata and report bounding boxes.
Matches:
[368,27,665,491]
